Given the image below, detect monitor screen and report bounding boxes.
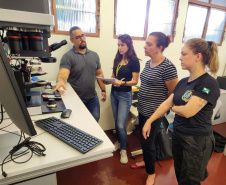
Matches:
[0,40,37,136]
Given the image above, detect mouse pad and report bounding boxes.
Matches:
[41,99,66,114]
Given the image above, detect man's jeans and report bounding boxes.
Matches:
[111,90,132,150]
[82,94,100,122]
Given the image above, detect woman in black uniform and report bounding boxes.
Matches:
[143,38,220,185]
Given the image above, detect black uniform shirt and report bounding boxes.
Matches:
[173,73,220,136]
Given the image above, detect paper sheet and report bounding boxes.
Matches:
[96,76,118,83]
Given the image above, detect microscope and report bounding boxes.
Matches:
[0,0,67,114]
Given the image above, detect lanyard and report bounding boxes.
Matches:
[116,60,125,78]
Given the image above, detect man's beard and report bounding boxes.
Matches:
[79,45,87,49]
[79,42,87,49]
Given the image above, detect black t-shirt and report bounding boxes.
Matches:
[112,59,140,92]
[173,73,220,136]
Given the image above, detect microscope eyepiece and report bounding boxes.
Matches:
[49,40,67,52]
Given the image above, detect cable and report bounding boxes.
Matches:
[0,151,30,166]
[1,132,46,177]
[0,129,20,136]
[0,122,14,131]
[0,104,3,124]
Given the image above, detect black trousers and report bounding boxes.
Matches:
[139,113,162,174]
[172,130,215,185]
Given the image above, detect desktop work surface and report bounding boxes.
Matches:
[0,83,114,185]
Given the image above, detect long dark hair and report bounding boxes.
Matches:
[113,34,139,68]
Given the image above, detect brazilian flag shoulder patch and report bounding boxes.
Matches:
[202,87,210,94]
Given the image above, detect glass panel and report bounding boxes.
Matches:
[183,5,208,42]
[206,9,226,43]
[56,0,96,33]
[147,0,176,36]
[211,0,226,7]
[48,0,53,31]
[48,0,52,14]
[196,0,209,3]
[197,0,210,3]
[116,0,147,37]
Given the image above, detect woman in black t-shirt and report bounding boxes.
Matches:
[105,34,140,164]
[142,38,220,185]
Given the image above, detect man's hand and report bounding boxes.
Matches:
[53,68,69,93]
[101,92,106,102]
[53,81,67,94]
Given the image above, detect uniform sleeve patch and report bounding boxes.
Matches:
[202,87,210,94]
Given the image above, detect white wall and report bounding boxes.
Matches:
[40,0,226,130]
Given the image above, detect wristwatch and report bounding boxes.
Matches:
[101,90,106,93]
[124,81,127,86]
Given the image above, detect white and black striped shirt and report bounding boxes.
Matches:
[138,58,178,117]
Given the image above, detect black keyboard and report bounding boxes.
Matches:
[35,117,103,154]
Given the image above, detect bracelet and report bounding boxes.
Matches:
[123,81,127,86]
[101,90,106,93]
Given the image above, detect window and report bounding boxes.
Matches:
[50,0,100,37]
[114,0,179,41]
[183,0,226,45]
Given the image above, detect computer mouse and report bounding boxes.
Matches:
[61,109,72,118]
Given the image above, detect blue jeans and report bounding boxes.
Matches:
[82,95,100,122]
[111,90,132,150]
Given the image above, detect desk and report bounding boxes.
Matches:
[0,83,114,185]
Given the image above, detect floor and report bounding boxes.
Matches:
[57,128,226,185]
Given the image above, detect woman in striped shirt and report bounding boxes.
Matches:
[131,32,178,185]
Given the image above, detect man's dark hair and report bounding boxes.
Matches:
[69,26,81,38]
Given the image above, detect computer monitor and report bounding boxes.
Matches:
[0,40,37,136]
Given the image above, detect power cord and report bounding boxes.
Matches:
[0,103,3,124]
[1,131,46,177]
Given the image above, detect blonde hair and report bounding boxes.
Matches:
[185,38,219,76]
